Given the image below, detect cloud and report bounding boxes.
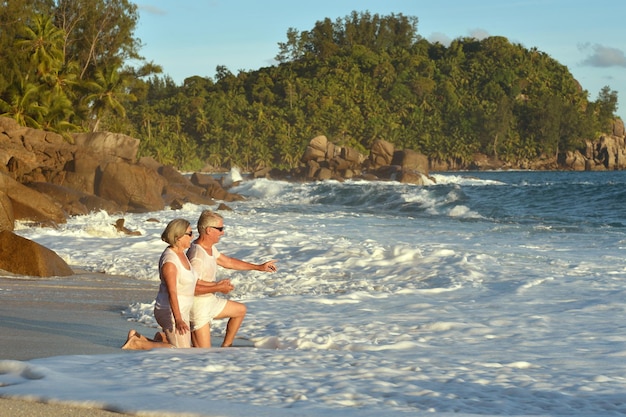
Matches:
[428,28,490,46]
[428,32,452,46]
[468,28,490,41]
[138,4,167,15]
[579,43,626,68]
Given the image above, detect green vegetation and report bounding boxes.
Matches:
[0,2,620,171]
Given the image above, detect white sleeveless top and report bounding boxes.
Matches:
[187,243,221,286]
[154,247,197,319]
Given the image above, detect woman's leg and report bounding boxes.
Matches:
[155,308,192,348]
[153,331,167,342]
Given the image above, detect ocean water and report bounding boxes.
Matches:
[2,170,626,416]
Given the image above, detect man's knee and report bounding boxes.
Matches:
[237,302,247,317]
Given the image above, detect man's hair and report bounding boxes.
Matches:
[197,210,224,234]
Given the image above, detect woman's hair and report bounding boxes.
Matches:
[161,218,190,246]
[197,210,223,234]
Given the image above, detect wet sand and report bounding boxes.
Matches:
[0,271,159,415]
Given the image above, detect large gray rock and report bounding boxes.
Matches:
[73,131,140,163]
[369,139,395,168]
[301,135,328,163]
[60,150,100,194]
[26,182,122,216]
[96,162,165,212]
[0,172,67,225]
[392,149,429,176]
[0,230,73,276]
[0,190,14,231]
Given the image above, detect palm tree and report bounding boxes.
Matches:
[0,78,44,128]
[82,64,135,131]
[15,13,65,78]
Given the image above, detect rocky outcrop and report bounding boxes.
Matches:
[558,134,626,171]
[0,117,241,231]
[300,135,365,180]
[0,190,14,231]
[0,172,67,226]
[26,182,122,216]
[298,136,430,185]
[97,162,166,213]
[73,131,139,163]
[3,114,626,233]
[590,135,626,170]
[0,230,74,276]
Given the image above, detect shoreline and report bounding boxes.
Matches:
[0,271,160,415]
[0,271,157,361]
[0,397,130,417]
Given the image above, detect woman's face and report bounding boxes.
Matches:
[177,226,194,249]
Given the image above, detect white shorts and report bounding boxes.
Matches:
[190,294,227,331]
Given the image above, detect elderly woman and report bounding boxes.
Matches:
[189,210,277,348]
[122,218,219,350]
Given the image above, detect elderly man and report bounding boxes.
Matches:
[188,210,277,347]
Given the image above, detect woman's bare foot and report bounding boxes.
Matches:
[121,329,141,349]
[153,331,167,342]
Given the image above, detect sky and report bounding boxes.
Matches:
[134,0,626,122]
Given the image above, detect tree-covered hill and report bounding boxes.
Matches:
[1,2,620,171]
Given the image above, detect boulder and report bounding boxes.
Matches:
[162,183,216,207]
[204,182,245,202]
[301,135,328,162]
[190,172,220,188]
[138,156,162,171]
[309,135,328,153]
[189,171,244,202]
[392,149,429,176]
[317,167,333,180]
[26,182,122,215]
[560,150,586,171]
[79,194,123,214]
[0,172,67,225]
[0,230,73,276]
[96,162,165,213]
[305,160,321,180]
[252,167,272,179]
[113,218,141,236]
[613,118,625,137]
[340,146,364,164]
[158,165,191,185]
[60,150,100,194]
[398,169,425,185]
[595,135,626,170]
[0,116,20,131]
[0,190,14,231]
[372,165,402,180]
[73,131,140,163]
[26,182,89,216]
[369,139,395,168]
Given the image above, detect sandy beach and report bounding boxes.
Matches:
[0,271,158,416]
